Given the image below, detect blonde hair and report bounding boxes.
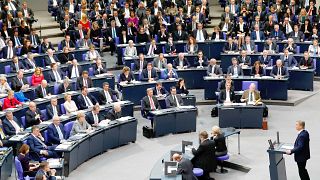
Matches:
[212,126,221,136]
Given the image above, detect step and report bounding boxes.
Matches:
[40,28,64,39]
[49,36,64,46]
[33,10,59,30]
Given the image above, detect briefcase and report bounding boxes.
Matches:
[143,126,154,138]
[262,118,268,130]
[263,106,268,117]
[211,106,218,117]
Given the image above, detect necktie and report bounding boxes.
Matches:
[8,47,12,58]
[249,92,253,102]
[80,30,83,39]
[84,95,92,107]
[84,78,87,87]
[0,128,5,139]
[35,136,47,149]
[275,31,278,37]
[53,105,58,116]
[54,71,61,81]
[148,70,151,79]
[94,113,99,124]
[42,87,47,97]
[286,25,289,34]
[212,65,215,74]
[112,28,116,38]
[10,120,20,133]
[278,67,281,76]
[149,96,156,110]
[140,61,143,70]
[19,78,23,85]
[15,63,19,71]
[56,125,64,140]
[75,66,79,77]
[105,91,112,103]
[33,35,37,46]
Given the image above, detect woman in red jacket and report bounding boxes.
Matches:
[31,67,44,86]
[3,90,22,110]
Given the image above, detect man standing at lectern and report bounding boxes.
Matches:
[286,120,310,180]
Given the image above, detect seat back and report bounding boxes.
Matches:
[26,76,32,85]
[82,53,86,61]
[40,109,48,121]
[130,62,135,71]
[296,46,300,54]
[14,157,24,180]
[60,104,66,114]
[4,65,10,74]
[242,81,258,91]
[20,116,26,128]
[64,121,74,139]
[43,130,49,144]
[88,67,94,76]
[53,83,60,95]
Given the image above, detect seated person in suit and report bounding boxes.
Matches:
[10,56,25,73]
[281,49,297,67]
[70,112,92,137]
[3,40,17,59]
[194,50,208,67]
[86,45,101,61]
[2,90,22,110]
[58,78,72,94]
[86,105,104,126]
[223,37,238,52]
[41,37,55,53]
[218,74,234,91]
[99,82,119,104]
[227,57,244,76]
[308,39,320,55]
[18,144,39,177]
[237,50,251,66]
[48,63,65,83]
[146,39,160,56]
[172,153,196,180]
[258,50,272,67]
[61,35,75,51]
[251,24,265,41]
[219,82,235,103]
[207,59,222,76]
[24,53,37,70]
[27,125,59,159]
[211,26,224,41]
[165,37,176,54]
[289,24,304,42]
[26,102,43,128]
[106,103,122,120]
[241,36,255,54]
[141,63,159,82]
[46,98,61,120]
[191,131,216,179]
[186,36,198,54]
[300,51,314,69]
[284,38,297,54]
[153,82,168,97]
[11,70,30,92]
[59,47,75,64]
[134,53,147,71]
[211,126,228,156]
[45,49,59,66]
[124,40,137,57]
[93,58,108,75]
[68,59,82,79]
[251,61,264,77]
[63,93,78,115]
[141,88,161,121]
[0,76,11,94]
[35,161,57,180]
[47,116,66,145]
[240,83,261,105]
[152,53,167,70]
[77,86,98,110]
[264,38,278,53]
[35,80,51,99]
[270,59,289,79]
[31,67,45,86]
[76,71,93,90]
[163,64,178,79]
[119,66,135,83]
[166,86,184,108]
[270,24,285,41]
[3,111,23,136]
[173,53,190,69]
[176,78,189,95]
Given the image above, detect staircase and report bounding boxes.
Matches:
[205,0,224,35]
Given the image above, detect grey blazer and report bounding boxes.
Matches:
[165,94,184,108]
[152,57,168,69]
[227,65,244,76]
[70,120,91,137]
[124,46,137,57]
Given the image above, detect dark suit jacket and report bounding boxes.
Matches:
[23,59,36,70]
[45,55,59,66]
[40,42,55,53]
[86,111,105,125]
[165,44,176,53]
[10,61,25,73]
[152,87,168,96]
[76,77,93,90]
[283,44,297,54]
[219,89,235,103]
[173,31,188,41]
[60,40,76,49]
[191,139,216,172]
[93,63,108,75]
[289,31,305,42]
[47,123,65,145]
[134,60,147,71]
[299,58,314,69]
[11,77,28,92]
[241,42,256,52]
[192,29,208,40]
[145,44,160,55]
[35,86,50,99]
[119,72,135,82]
[173,58,190,68]
[27,135,46,154]
[280,55,297,67]
[237,56,251,65]
[141,69,159,81]
[223,43,238,52]
[206,65,222,75]
[106,109,122,121]
[263,42,279,53]
[211,32,224,40]
[178,158,196,180]
[25,109,42,128]
[76,94,98,110]
[269,30,285,40]
[193,57,208,67]
[3,117,22,136]
[98,89,118,104]
[270,66,289,77]
[258,56,272,66]
[67,65,83,78]
[141,95,161,115]
[46,104,61,120]
[59,53,75,64]
[48,69,65,83]
[57,83,72,94]
[291,130,310,162]
[250,66,264,76]
[2,46,17,58]
[165,94,184,108]
[227,65,244,76]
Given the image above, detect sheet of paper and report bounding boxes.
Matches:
[117,116,131,122]
[281,145,294,150]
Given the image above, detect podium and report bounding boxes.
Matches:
[267,143,293,180]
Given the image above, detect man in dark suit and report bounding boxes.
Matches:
[60,14,75,34]
[60,35,75,51]
[141,63,159,82]
[173,24,188,41]
[250,24,265,41]
[166,86,184,108]
[25,102,43,128]
[12,31,23,48]
[76,71,93,90]
[3,111,23,136]
[237,50,251,65]
[134,53,148,71]
[280,49,297,67]
[28,29,41,50]
[40,37,55,53]
[269,24,285,41]
[191,131,216,180]
[241,36,256,53]
[93,59,107,75]
[173,53,190,69]
[207,59,222,76]
[105,20,119,56]
[99,82,119,104]
[11,70,29,92]
[223,37,237,52]
[47,116,66,145]
[77,86,98,110]
[27,126,59,159]
[299,51,314,69]
[86,105,105,125]
[219,82,235,103]
[3,40,17,59]
[220,6,234,22]
[289,25,304,42]
[286,120,310,180]
[145,39,160,56]
[68,59,83,78]
[193,23,208,41]
[270,59,289,78]
[191,6,205,24]
[45,49,59,66]
[141,88,161,119]
[24,53,37,70]
[10,56,25,73]
[46,98,61,120]
[153,82,168,96]
[264,38,279,53]
[258,50,272,67]
[35,80,51,99]
[227,57,244,76]
[58,79,72,94]
[106,103,122,120]
[48,63,65,83]
[172,153,196,180]
[74,24,87,40]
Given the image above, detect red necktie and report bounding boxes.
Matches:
[149,96,156,110]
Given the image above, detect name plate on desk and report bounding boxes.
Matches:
[47,158,63,168]
[63,91,78,95]
[95,73,113,78]
[55,142,74,150]
[33,98,46,102]
[178,105,195,109]
[44,95,58,99]
[40,121,52,125]
[87,87,98,92]
[116,116,132,122]
[9,133,29,141]
[164,161,178,176]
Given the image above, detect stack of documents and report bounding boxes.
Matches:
[47,158,61,168]
[117,116,131,122]
[9,134,29,141]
